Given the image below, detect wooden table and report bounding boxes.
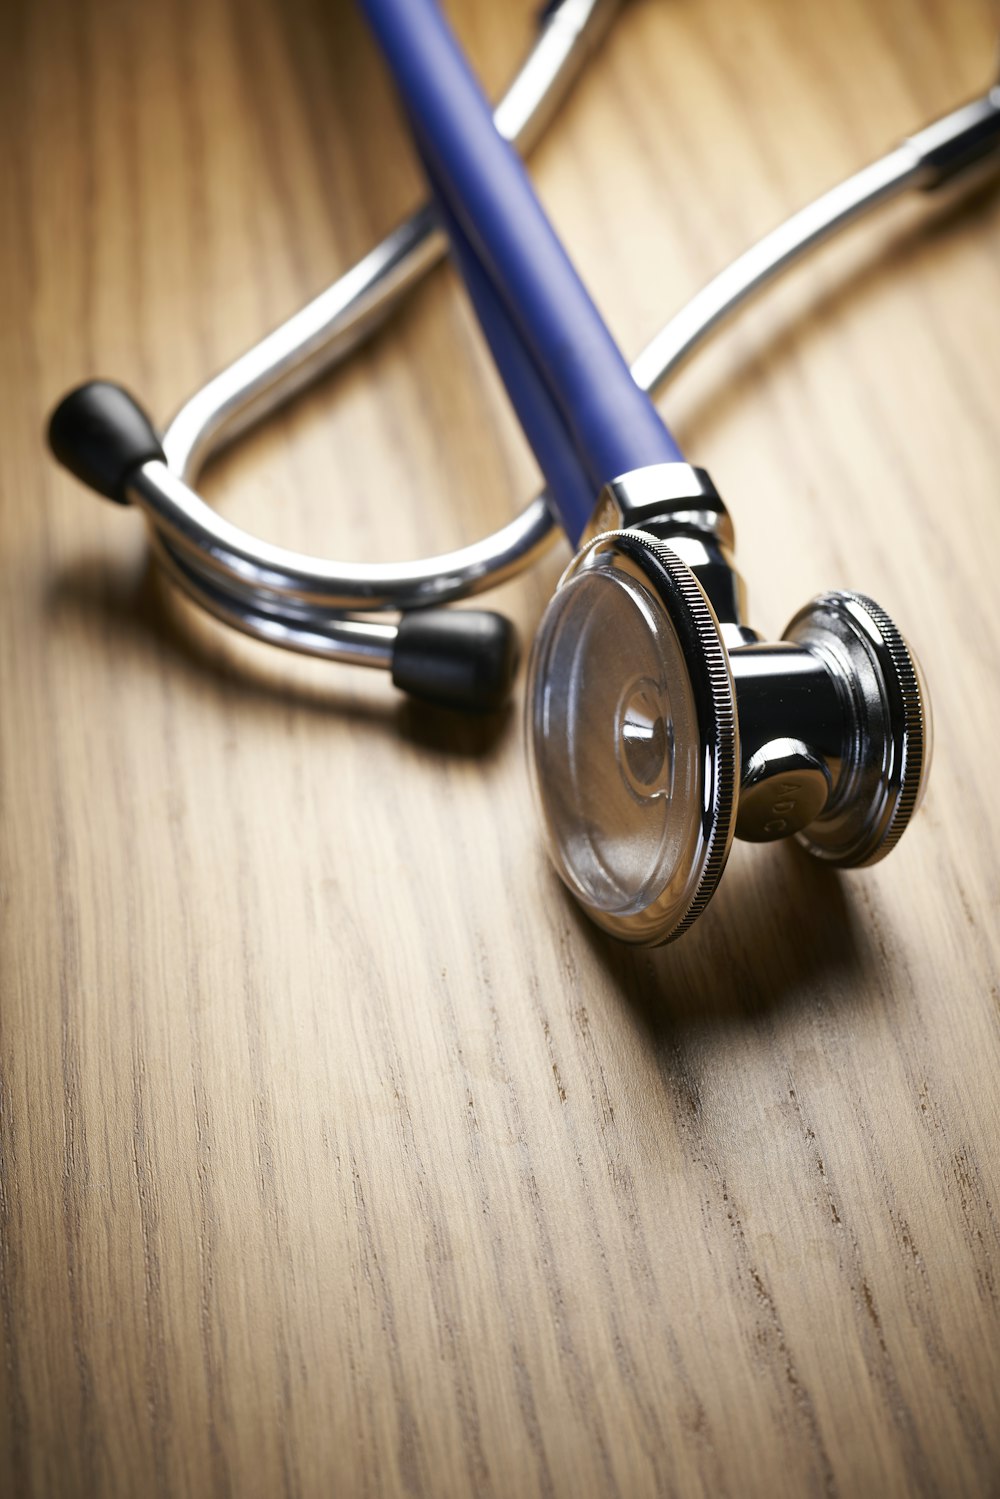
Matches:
[3,0,999,1494]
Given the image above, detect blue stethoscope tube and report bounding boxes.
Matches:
[358,0,684,544]
[424,159,600,538]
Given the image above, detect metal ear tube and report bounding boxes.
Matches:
[45,0,624,714]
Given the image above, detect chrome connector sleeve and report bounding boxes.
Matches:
[904,86,1000,190]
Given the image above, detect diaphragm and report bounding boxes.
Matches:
[526,531,739,944]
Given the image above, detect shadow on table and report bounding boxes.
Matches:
[49,553,516,762]
[567,839,872,1033]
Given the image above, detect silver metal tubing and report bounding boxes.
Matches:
[162,0,622,481]
[128,459,555,610]
[133,79,1000,668]
[632,89,1000,394]
[154,533,397,666]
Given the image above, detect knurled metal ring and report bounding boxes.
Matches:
[550,528,739,945]
[783,590,930,866]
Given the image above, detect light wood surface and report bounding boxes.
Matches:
[3,0,999,1495]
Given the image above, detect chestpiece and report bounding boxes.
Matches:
[526,467,931,946]
[526,530,737,945]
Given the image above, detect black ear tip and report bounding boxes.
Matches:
[392,609,520,712]
[47,379,164,504]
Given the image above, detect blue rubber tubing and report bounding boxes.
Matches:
[359,0,684,543]
[420,148,598,538]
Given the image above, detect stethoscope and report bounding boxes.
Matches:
[48,0,1000,944]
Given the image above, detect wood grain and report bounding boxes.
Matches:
[2,0,999,1494]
